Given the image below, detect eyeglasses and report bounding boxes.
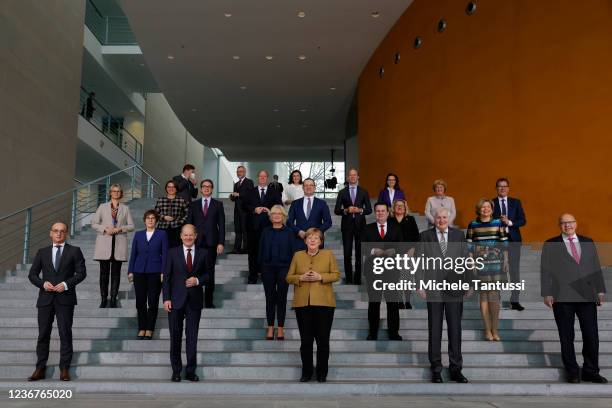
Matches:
[201,184,213,188]
[496,185,509,188]
[51,229,66,234]
[560,221,576,226]
[110,190,121,193]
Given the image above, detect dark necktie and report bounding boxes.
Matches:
[54,245,62,271]
[501,198,507,216]
[260,188,265,200]
[203,199,209,217]
[186,248,193,273]
[306,197,312,219]
[439,231,447,256]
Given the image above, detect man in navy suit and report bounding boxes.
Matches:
[27,222,87,382]
[287,178,332,250]
[242,170,282,283]
[334,168,372,284]
[229,165,253,254]
[187,179,225,308]
[541,213,606,384]
[163,224,210,382]
[492,177,526,310]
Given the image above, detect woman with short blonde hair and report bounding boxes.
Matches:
[424,179,456,227]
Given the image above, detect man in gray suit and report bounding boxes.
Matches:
[417,207,470,384]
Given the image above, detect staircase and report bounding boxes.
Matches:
[0,198,610,396]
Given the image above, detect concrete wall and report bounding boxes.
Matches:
[0,0,85,216]
[143,93,204,190]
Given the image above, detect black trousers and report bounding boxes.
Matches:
[295,306,335,378]
[36,302,74,369]
[133,273,162,331]
[553,302,599,377]
[233,205,248,251]
[165,227,182,248]
[99,259,122,299]
[427,301,463,373]
[168,303,202,376]
[368,302,400,336]
[508,243,521,302]
[247,227,262,283]
[261,265,289,326]
[205,250,217,307]
[341,226,362,283]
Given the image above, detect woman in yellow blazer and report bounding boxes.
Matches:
[286,228,340,383]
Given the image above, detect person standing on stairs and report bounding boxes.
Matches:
[128,210,168,340]
[155,180,188,248]
[229,165,253,254]
[172,164,198,204]
[466,198,509,341]
[92,184,134,308]
[27,222,87,382]
[286,177,332,251]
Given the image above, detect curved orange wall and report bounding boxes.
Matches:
[358,0,612,241]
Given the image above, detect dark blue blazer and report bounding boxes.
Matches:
[162,246,210,310]
[187,197,226,249]
[287,197,332,249]
[491,196,526,242]
[258,226,297,266]
[377,188,406,208]
[128,229,168,274]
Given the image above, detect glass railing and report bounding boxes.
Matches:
[85,0,137,45]
[79,86,143,163]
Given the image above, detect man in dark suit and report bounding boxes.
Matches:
[417,207,470,384]
[541,213,607,384]
[163,224,210,382]
[229,165,253,254]
[361,202,404,341]
[187,179,225,308]
[492,177,526,310]
[268,174,284,195]
[287,178,332,250]
[27,222,87,382]
[172,164,199,204]
[242,170,282,283]
[334,168,372,284]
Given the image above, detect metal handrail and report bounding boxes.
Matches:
[0,165,159,268]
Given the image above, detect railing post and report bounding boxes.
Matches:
[147,175,153,198]
[22,208,32,265]
[70,190,77,238]
[131,166,136,200]
[105,176,111,201]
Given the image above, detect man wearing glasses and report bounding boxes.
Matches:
[27,223,87,382]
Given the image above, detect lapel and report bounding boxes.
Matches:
[45,245,55,272]
[115,203,123,224]
[53,244,69,272]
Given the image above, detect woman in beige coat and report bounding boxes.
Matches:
[286,228,340,383]
[92,184,134,308]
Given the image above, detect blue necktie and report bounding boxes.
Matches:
[54,245,62,271]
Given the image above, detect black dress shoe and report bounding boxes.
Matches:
[171,373,181,382]
[450,371,469,383]
[366,333,378,341]
[99,298,108,308]
[109,297,118,308]
[299,373,312,382]
[582,373,608,383]
[567,376,580,384]
[316,374,327,383]
[388,333,403,341]
[510,302,525,311]
[431,373,443,383]
[185,373,199,382]
[405,302,413,310]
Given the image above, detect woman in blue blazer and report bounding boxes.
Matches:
[258,205,296,340]
[377,173,406,209]
[128,209,168,339]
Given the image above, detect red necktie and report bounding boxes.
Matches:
[186,248,193,273]
[568,237,580,264]
[379,224,385,239]
[203,199,209,217]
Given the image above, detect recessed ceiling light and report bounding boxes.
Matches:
[139,63,145,66]
[265,55,274,60]
[129,109,135,113]
[240,86,247,90]
[167,55,175,60]
[302,124,309,128]
[297,55,307,60]
[299,108,308,112]
[224,12,232,17]
[329,87,336,91]
[371,11,380,18]
[232,55,240,60]
[192,108,197,112]
[276,124,281,128]
[272,108,279,112]
[297,11,306,18]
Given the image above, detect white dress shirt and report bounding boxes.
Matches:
[183,245,199,285]
[387,188,395,204]
[52,243,68,290]
[436,228,449,242]
[497,196,514,227]
[303,195,315,218]
[146,230,154,241]
[562,234,581,259]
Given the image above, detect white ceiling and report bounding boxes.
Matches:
[119,0,413,161]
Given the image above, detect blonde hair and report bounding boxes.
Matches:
[391,199,410,217]
[268,204,288,223]
[304,227,324,245]
[475,198,494,216]
[108,184,123,199]
[432,179,447,192]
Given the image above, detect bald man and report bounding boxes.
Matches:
[27,222,87,382]
[163,224,210,382]
[541,214,607,384]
